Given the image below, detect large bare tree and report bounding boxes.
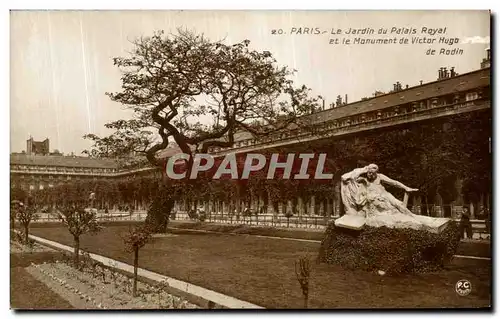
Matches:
[84,29,320,232]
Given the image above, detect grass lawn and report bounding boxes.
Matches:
[32,220,491,258]
[30,225,491,309]
[168,221,491,258]
[10,252,73,309]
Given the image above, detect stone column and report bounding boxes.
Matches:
[302,197,308,215]
[487,192,490,213]
[319,200,325,217]
[310,195,316,216]
[235,198,239,212]
[413,195,421,215]
[479,193,485,218]
[258,195,263,214]
[251,194,257,212]
[326,198,332,222]
[334,196,340,217]
[267,190,275,216]
[216,200,219,215]
[336,194,342,217]
[297,197,304,221]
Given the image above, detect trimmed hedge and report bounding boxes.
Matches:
[317,221,461,274]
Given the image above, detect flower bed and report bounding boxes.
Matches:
[25,258,199,309]
[10,240,55,254]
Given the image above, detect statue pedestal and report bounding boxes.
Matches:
[413,215,450,234]
[334,215,365,230]
[335,214,451,234]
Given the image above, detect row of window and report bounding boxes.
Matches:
[11,165,117,174]
[17,175,74,180]
[11,183,54,190]
[209,91,484,153]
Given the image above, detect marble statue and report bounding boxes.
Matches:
[335,164,450,233]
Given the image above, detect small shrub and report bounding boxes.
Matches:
[187,209,199,220]
[284,210,294,227]
[11,231,24,244]
[121,224,153,296]
[198,211,206,222]
[16,203,38,244]
[295,255,311,308]
[57,205,102,267]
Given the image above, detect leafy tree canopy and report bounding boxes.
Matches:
[84,29,321,170]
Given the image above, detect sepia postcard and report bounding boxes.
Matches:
[9,10,491,310]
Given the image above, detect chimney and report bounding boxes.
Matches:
[336,95,342,107]
[322,99,325,110]
[406,84,409,89]
[345,94,348,104]
[393,84,397,91]
[450,67,455,77]
[443,67,448,78]
[420,80,423,85]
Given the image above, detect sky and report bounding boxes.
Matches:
[10,10,490,155]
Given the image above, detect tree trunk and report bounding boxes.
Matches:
[421,196,429,216]
[303,293,308,309]
[73,236,80,267]
[24,224,29,244]
[133,246,139,297]
[145,192,176,234]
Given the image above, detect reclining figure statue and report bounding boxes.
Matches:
[336,164,450,233]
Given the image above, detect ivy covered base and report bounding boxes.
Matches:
[317,221,461,275]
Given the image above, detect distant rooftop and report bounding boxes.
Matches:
[301,67,490,124]
[10,153,119,169]
[10,146,184,169]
